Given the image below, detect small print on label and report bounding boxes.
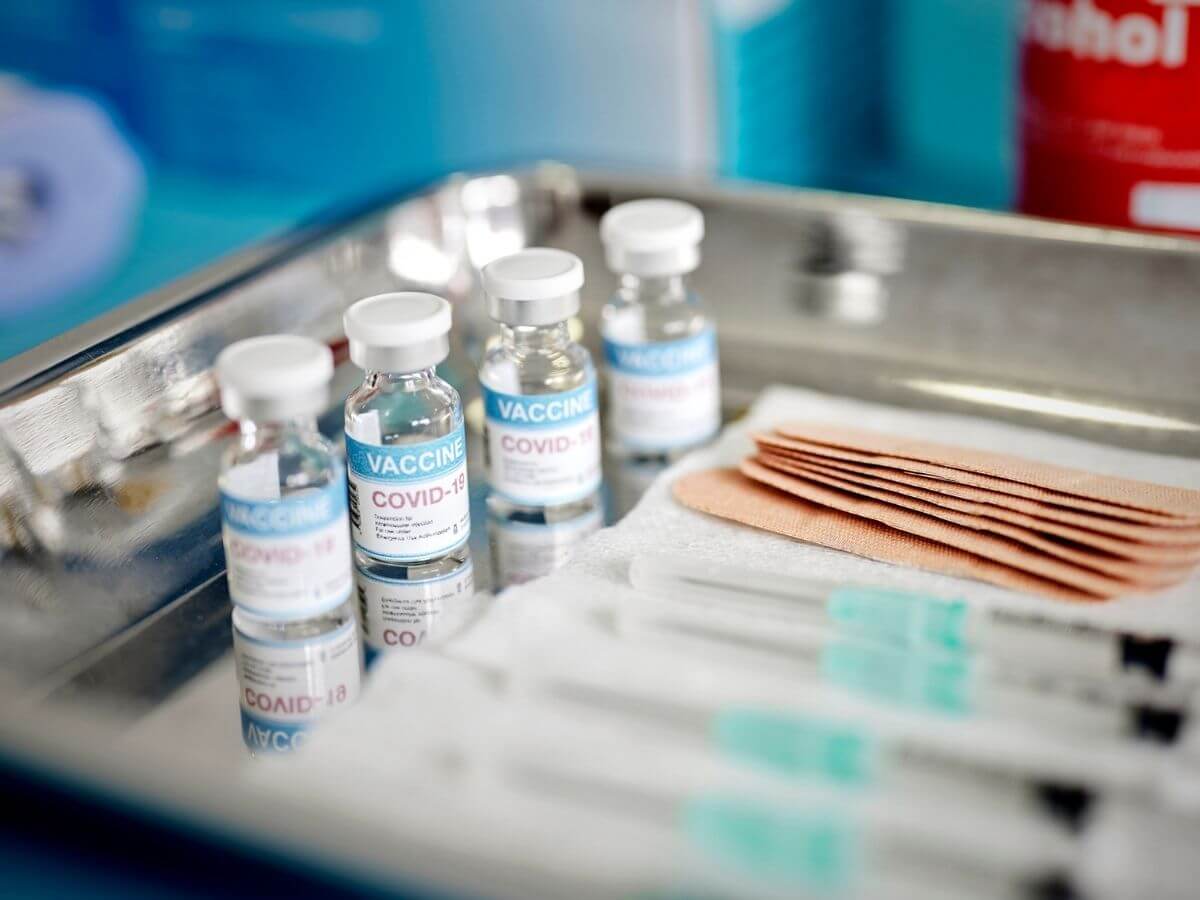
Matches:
[482,377,602,506]
[345,426,471,562]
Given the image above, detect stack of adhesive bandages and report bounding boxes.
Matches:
[675,423,1200,601]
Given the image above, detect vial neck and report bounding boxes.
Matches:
[238,416,318,449]
[500,322,572,352]
[619,273,689,306]
[364,367,438,390]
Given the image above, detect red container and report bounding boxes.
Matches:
[1018,0,1200,234]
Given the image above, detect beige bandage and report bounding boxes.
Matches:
[675,423,1200,602]
[758,425,1200,525]
[752,449,1200,548]
[740,458,1160,598]
[672,467,1100,602]
[753,452,1194,584]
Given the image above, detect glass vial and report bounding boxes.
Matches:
[479,248,602,524]
[215,335,361,754]
[343,292,473,658]
[599,199,720,461]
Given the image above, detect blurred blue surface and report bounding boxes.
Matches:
[877,0,1017,208]
[0,169,331,361]
[0,0,1019,367]
[711,0,886,187]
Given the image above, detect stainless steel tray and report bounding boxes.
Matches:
[1,164,1199,895]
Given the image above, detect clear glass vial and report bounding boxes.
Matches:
[215,335,361,753]
[599,199,720,462]
[479,248,602,524]
[343,292,471,582]
[343,292,473,657]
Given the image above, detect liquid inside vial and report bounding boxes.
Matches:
[345,369,472,578]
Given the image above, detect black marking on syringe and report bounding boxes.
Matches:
[1129,703,1186,743]
[1120,635,1174,681]
[1032,782,1096,833]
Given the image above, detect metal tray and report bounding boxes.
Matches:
[2,164,1199,896]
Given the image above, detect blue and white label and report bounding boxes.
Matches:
[234,616,362,755]
[602,325,720,451]
[345,426,470,562]
[220,467,353,618]
[482,376,601,506]
[355,560,476,653]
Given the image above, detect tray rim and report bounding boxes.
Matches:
[6,163,1200,401]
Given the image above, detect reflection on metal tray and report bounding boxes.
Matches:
[2,163,1200,701]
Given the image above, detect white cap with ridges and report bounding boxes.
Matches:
[216,335,334,422]
[600,199,704,277]
[344,292,452,373]
[482,248,584,326]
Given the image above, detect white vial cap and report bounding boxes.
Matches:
[600,199,704,277]
[344,292,452,373]
[482,248,584,326]
[216,335,333,422]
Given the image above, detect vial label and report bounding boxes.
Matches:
[602,325,720,450]
[345,425,470,562]
[356,560,476,652]
[234,617,362,754]
[482,376,601,506]
[220,466,353,618]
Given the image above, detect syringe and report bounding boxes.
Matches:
[615,588,1195,746]
[501,750,1074,900]
[363,654,1083,899]
[630,554,1200,688]
[505,628,1195,829]
[526,672,1152,834]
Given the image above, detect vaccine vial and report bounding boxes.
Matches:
[599,199,720,460]
[343,293,473,657]
[479,248,602,523]
[215,335,361,754]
